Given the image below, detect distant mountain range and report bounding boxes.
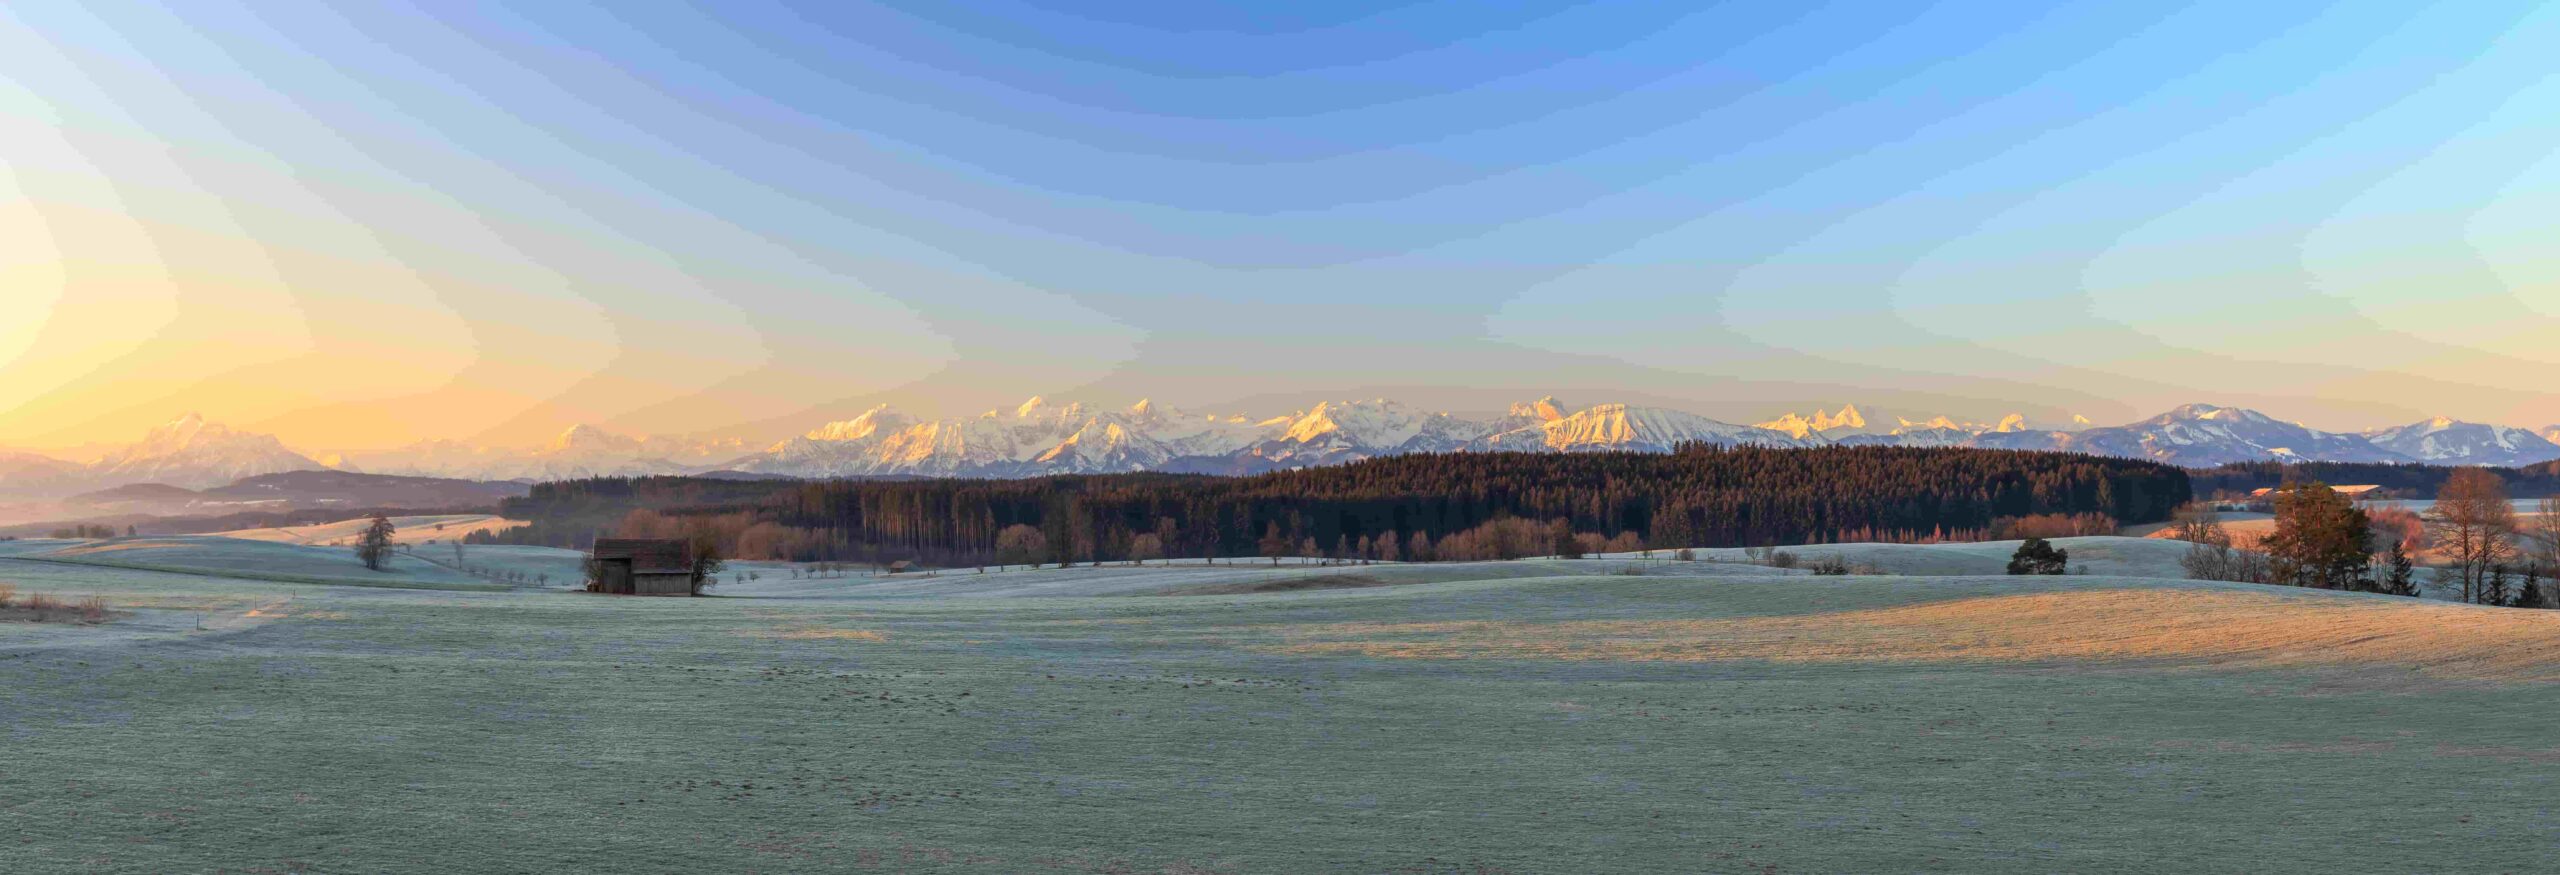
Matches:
[8,400,2560,495]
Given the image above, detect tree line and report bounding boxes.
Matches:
[2188,460,2560,501]
[2173,469,2560,608]
[485,445,2190,567]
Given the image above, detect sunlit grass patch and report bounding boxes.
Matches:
[1260,588,2560,682]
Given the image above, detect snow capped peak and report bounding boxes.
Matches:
[546,423,636,453]
[2164,403,2266,424]
[1993,413,2029,433]
[1894,415,1967,434]
[804,404,910,442]
[1508,396,1569,422]
[1276,399,1430,448]
[1483,403,1791,453]
[2366,416,2560,466]
[1754,404,1870,438]
[1753,411,1818,438]
[1128,398,1156,417]
[1015,396,1049,418]
[92,414,325,489]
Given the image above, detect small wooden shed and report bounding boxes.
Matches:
[591,538,694,596]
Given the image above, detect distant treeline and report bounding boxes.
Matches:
[485,445,2191,565]
[2188,460,2560,500]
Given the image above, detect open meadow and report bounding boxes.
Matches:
[8,535,2560,872]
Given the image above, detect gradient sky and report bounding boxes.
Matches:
[5,1,2558,453]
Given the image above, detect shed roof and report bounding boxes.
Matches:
[593,538,691,573]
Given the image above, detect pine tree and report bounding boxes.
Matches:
[2006,537,2067,575]
[2381,538,2418,597]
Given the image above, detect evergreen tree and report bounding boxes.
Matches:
[2381,538,2418,597]
[2006,537,2068,575]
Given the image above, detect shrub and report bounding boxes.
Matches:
[23,592,59,620]
[1766,550,1799,570]
[0,583,13,609]
[76,595,107,623]
[1809,555,1851,576]
[1673,548,1696,562]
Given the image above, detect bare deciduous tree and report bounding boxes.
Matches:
[353,515,396,572]
[994,524,1048,568]
[2433,469,2518,603]
[1128,533,1164,566]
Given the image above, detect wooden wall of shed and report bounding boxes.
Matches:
[632,572,693,596]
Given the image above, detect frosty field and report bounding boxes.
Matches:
[8,538,2560,872]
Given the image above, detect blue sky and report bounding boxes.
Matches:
[4,1,2557,449]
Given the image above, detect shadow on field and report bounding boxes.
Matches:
[1156,573,1399,596]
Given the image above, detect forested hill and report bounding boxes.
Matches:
[488,445,2190,566]
[2187,459,2560,500]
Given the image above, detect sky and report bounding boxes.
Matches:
[5,1,2559,454]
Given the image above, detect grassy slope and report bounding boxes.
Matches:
[211,514,522,546]
[1623,535,2197,578]
[19,536,502,591]
[5,554,2560,871]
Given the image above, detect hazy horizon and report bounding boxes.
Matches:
[10,3,2560,451]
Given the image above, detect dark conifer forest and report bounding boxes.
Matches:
[2186,460,2560,500]
[486,445,2190,566]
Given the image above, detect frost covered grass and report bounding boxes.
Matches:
[24,536,500,591]
[7,547,2560,872]
[1612,535,2201,578]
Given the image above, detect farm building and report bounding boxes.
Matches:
[590,538,694,596]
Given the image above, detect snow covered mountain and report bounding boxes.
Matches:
[1479,400,1795,453]
[345,425,755,481]
[87,413,328,489]
[1754,404,1870,439]
[724,395,1802,479]
[1816,404,2560,467]
[1755,404,2078,441]
[2365,417,2560,467]
[2028,404,2411,467]
[18,400,2560,497]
